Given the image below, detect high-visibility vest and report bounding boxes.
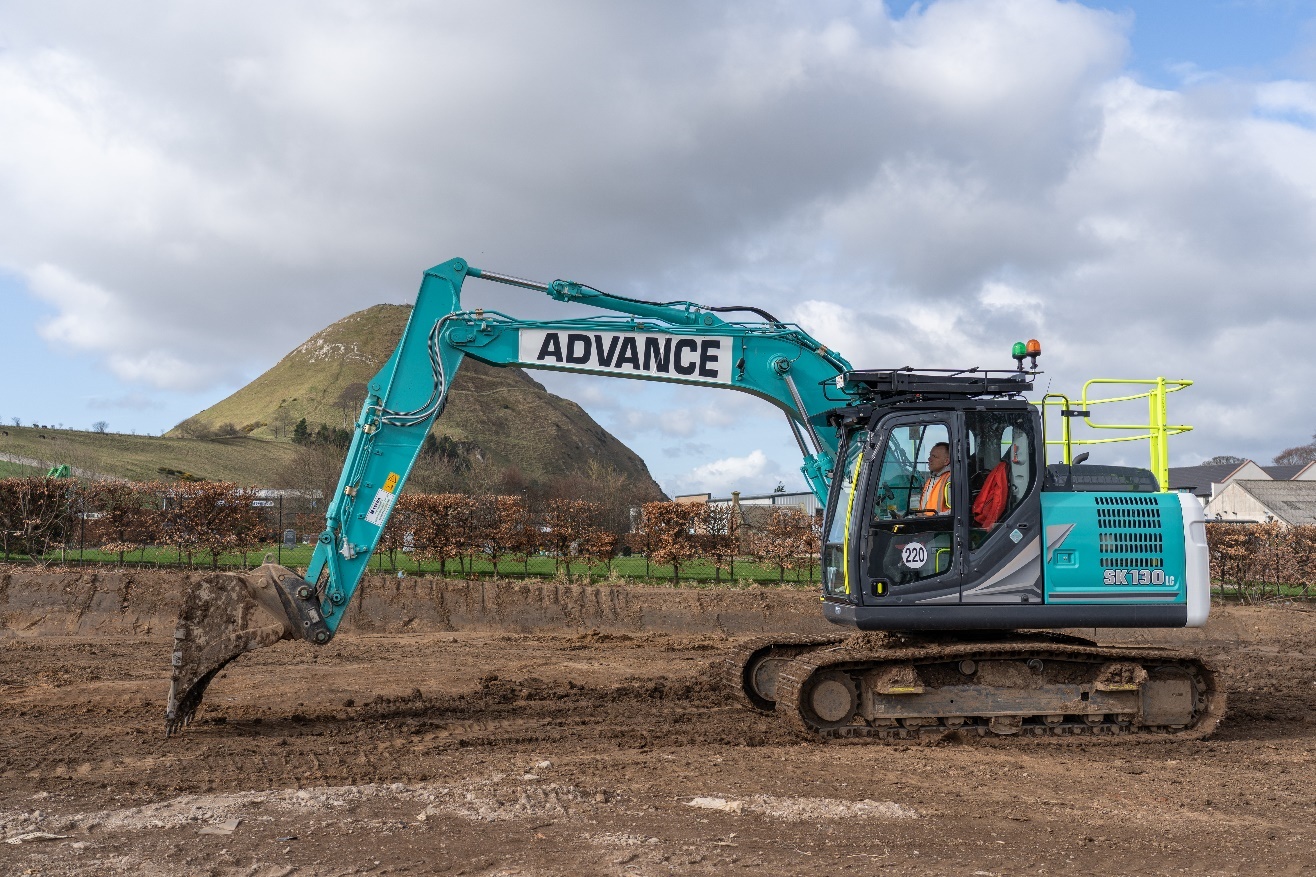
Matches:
[919,470,951,514]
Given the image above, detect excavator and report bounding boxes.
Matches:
[166,258,1222,740]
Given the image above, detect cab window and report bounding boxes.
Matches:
[871,422,952,520]
[866,419,957,588]
[821,427,867,597]
[964,409,1036,547]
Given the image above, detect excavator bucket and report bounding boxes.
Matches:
[166,562,330,736]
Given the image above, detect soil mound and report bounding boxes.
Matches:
[0,566,833,641]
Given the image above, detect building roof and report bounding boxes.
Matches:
[1261,465,1306,480]
[1222,480,1316,526]
[1167,462,1262,497]
[1261,461,1316,480]
[712,490,814,504]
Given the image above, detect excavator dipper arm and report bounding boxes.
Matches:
[167,257,855,733]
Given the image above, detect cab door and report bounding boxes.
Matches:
[958,407,1045,603]
[858,413,965,606]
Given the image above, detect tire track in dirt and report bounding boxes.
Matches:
[5,570,1316,876]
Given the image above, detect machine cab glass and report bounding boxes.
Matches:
[864,418,960,596]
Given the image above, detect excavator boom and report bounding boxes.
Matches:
[167,258,853,732]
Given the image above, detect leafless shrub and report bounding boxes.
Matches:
[1208,522,1316,602]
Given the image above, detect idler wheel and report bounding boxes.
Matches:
[806,670,859,727]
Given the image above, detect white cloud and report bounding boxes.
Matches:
[673,449,780,496]
[1255,80,1316,120]
[2,0,1316,481]
[86,392,162,411]
[28,264,217,389]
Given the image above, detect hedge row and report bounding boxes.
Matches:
[0,477,822,582]
[1206,522,1316,602]
[15,476,1307,598]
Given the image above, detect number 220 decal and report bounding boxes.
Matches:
[901,543,928,569]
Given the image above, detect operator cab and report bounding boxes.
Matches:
[815,363,1200,629]
[820,370,1046,626]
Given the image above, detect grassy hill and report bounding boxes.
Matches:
[169,303,663,494]
[0,426,300,485]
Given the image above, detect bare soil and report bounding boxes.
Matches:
[3,567,1316,876]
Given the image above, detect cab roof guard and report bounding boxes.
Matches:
[842,367,1034,400]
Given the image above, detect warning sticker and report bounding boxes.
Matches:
[383,472,401,493]
[364,488,397,527]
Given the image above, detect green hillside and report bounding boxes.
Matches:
[0,426,300,485]
[170,303,663,494]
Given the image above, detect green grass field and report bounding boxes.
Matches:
[12,543,1314,599]
[28,543,820,587]
[0,459,46,477]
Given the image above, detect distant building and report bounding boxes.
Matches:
[671,489,822,534]
[1168,460,1316,505]
[678,490,819,514]
[1205,480,1316,526]
[253,488,323,500]
[252,487,323,510]
[1261,462,1316,481]
[716,490,821,518]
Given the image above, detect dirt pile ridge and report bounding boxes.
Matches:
[0,565,834,641]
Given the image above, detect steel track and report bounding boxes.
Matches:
[773,640,1224,742]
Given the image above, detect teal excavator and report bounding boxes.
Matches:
[167,259,1222,740]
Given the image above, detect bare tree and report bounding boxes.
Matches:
[460,451,503,497]
[85,481,161,563]
[173,417,215,440]
[1274,433,1316,466]
[161,481,265,569]
[274,443,349,508]
[541,499,597,577]
[747,507,814,583]
[335,382,368,429]
[378,492,419,570]
[0,477,74,561]
[91,420,109,434]
[270,407,294,440]
[410,493,474,576]
[699,502,739,583]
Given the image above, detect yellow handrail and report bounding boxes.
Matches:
[1036,378,1193,492]
[1038,393,1074,464]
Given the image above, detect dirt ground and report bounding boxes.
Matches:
[2,567,1316,876]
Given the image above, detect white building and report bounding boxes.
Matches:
[1205,480,1316,526]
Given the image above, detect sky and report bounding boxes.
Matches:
[2,0,1315,497]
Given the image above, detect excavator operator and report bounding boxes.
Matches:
[917,442,952,515]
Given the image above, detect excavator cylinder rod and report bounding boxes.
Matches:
[469,268,550,292]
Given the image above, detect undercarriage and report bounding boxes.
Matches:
[729,633,1224,741]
